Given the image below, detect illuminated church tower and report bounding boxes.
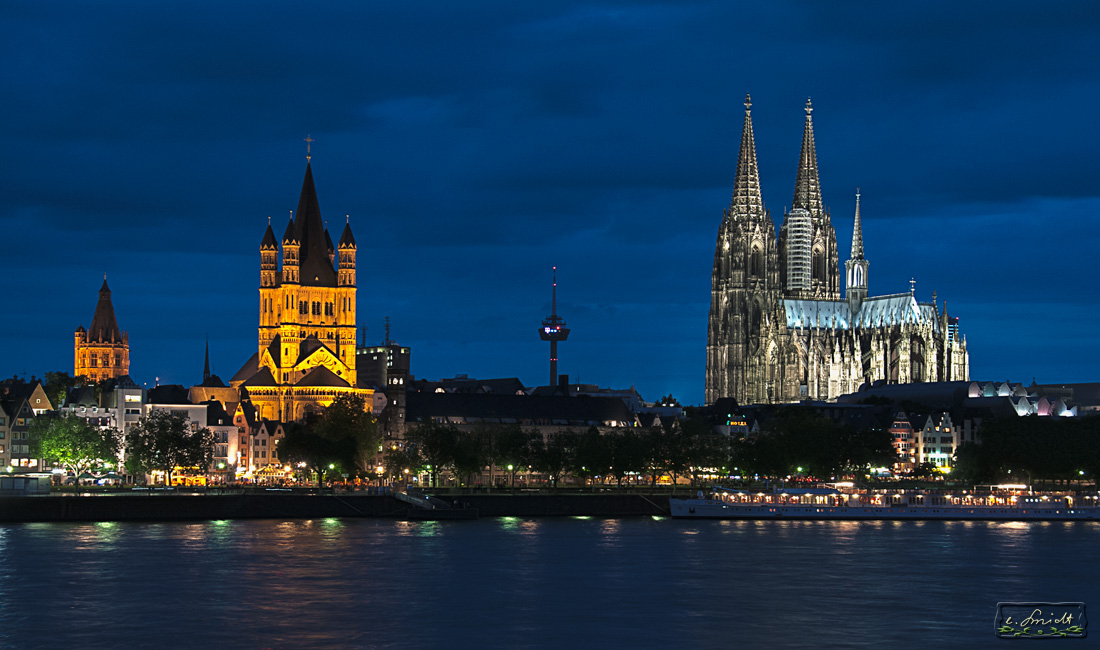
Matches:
[74,278,130,382]
[232,153,371,421]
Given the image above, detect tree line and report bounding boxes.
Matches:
[383,407,897,488]
[955,416,1100,485]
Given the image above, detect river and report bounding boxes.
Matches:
[0,517,1093,648]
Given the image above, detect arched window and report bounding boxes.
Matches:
[750,246,762,278]
[812,248,825,282]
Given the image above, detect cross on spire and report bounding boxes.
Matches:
[304,134,314,161]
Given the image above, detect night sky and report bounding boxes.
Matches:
[3,2,1098,405]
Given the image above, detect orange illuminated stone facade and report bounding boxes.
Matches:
[74,280,130,382]
[230,163,372,421]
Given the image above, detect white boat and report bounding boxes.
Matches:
[669,486,1100,521]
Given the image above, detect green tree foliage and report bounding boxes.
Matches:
[404,421,461,487]
[607,428,647,487]
[956,416,1100,485]
[733,408,896,480]
[280,394,379,486]
[529,430,576,487]
[125,410,215,485]
[573,426,612,483]
[493,424,531,487]
[27,415,121,477]
[42,371,88,408]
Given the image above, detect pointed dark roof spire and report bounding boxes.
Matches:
[261,219,278,250]
[282,214,297,245]
[338,215,356,247]
[792,98,824,215]
[203,336,211,383]
[850,188,864,260]
[294,163,337,286]
[728,94,765,219]
[324,223,335,256]
[88,279,123,343]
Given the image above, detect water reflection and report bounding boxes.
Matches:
[0,519,1095,649]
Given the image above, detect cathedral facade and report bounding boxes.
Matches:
[230,162,373,421]
[74,279,130,382]
[705,97,969,405]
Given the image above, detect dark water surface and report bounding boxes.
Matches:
[0,517,1094,649]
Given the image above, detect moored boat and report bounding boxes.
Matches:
[669,486,1100,521]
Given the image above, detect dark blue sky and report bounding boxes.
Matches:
[2,1,1098,404]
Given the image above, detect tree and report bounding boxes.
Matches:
[311,394,381,473]
[493,424,531,488]
[125,410,215,485]
[42,371,88,408]
[530,430,575,487]
[27,415,121,477]
[607,429,647,488]
[404,422,460,487]
[279,394,380,486]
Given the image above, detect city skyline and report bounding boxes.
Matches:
[3,2,1099,404]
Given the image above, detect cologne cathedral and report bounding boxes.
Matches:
[230,161,373,421]
[705,97,969,405]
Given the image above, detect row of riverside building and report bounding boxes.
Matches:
[12,134,1092,484]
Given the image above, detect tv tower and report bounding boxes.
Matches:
[538,266,570,387]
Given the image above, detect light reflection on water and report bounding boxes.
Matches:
[0,518,1096,649]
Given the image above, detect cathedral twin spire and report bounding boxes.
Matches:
[728,94,765,219]
[729,96,826,221]
[792,99,824,216]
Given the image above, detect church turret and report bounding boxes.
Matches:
[338,217,356,288]
[281,215,299,285]
[845,190,869,313]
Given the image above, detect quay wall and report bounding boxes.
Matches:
[0,493,672,523]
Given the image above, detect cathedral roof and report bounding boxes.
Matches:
[294,366,350,388]
[87,279,124,344]
[295,335,333,366]
[783,293,940,331]
[230,352,261,384]
[241,366,277,387]
[792,99,824,216]
[728,94,765,219]
[293,163,338,287]
[324,227,335,256]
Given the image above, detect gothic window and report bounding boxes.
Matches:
[299,301,307,315]
[812,248,824,283]
[750,246,762,278]
[115,354,121,366]
[90,353,97,367]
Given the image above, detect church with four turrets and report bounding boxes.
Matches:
[230,161,373,421]
[705,97,970,405]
